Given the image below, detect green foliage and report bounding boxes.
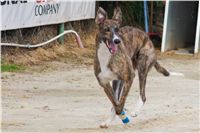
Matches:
[1,64,24,72]
[98,1,145,28]
[97,1,165,29]
[121,2,144,28]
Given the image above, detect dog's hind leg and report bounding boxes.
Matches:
[113,80,123,100]
[131,95,144,117]
[131,57,154,117]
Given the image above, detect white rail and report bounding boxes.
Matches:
[0,30,84,48]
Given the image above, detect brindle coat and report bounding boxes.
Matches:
[94,7,169,116]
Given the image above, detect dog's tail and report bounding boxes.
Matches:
[154,61,170,76]
[154,61,185,77]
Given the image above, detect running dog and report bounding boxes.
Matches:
[94,7,170,128]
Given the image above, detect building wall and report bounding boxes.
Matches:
[162,1,199,53]
[197,31,200,52]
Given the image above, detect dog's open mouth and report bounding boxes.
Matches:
[106,40,117,54]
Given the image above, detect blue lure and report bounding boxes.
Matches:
[118,111,130,124]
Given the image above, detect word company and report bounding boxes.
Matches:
[35,1,60,16]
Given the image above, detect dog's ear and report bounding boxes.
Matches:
[112,7,122,25]
[95,7,107,24]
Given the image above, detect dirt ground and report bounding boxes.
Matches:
[1,57,200,133]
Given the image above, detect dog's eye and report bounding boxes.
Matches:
[104,27,110,32]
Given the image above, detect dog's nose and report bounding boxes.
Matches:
[114,38,121,44]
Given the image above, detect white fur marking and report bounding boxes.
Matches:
[98,41,111,72]
[170,72,184,77]
[98,41,117,83]
[115,82,120,100]
[131,96,144,117]
[113,34,120,42]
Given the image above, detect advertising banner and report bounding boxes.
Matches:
[0,0,95,30]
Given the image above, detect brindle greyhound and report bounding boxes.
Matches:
[94,7,170,128]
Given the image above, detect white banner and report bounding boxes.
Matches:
[0,0,95,30]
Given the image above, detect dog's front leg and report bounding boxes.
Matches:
[98,77,119,105]
[114,79,133,124]
[101,82,119,106]
[115,78,133,114]
[98,82,119,128]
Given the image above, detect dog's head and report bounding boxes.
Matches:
[95,7,122,54]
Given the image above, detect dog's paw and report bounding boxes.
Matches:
[99,123,108,128]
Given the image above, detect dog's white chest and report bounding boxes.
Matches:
[98,41,111,71]
[97,41,117,83]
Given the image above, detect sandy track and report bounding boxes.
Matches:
[1,58,200,132]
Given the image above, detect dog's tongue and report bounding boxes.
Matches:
[110,43,117,54]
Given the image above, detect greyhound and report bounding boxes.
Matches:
[94,7,170,128]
